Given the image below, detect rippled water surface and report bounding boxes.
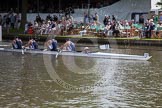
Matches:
[0,43,162,108]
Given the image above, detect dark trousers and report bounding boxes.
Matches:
[145,30,152,38]
[11,23,14,29]
[113,30,120,37]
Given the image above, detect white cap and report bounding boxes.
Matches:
[84,47,89,50]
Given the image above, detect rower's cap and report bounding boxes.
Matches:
[84,47,89,50]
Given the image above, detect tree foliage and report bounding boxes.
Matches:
[156,2,162,6]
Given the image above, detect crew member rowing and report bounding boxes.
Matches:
[60,39,75,51]
[45,39,58,51]
[12,37,23,49]
[25,38,38,49]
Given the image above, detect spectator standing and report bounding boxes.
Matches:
[36,15,42,26]
[153,14,158,24]
[83,12,89,24]
[139,15,145,24]
[10,13,16,29]
[111,22,120,37]
[33,21,39,34]
[2,15,6,28]
[53,15,58,22]
[6,15,11,34]
[145,21,155,38]
[103,22,112,36]
[94,12,99,23]
[46,14,52,21]
[159,12,162,24]
[103,15,108,26]
[24,22,29,34]
[58,14,62,21]
[107,16,111,22]
[15,13,21,30]
[112,15,116,22]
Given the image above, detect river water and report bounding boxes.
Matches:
[0,42,162,108]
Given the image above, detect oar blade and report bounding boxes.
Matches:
[55,50,62,58]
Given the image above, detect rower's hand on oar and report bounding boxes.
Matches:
[57,48,61,52]
[22,46,27,51]
[55,49,62,58]
[21,47,25,55]
[43,49,47,51]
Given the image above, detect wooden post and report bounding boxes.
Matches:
[0,26,2,41]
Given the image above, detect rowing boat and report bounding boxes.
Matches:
[0,48,152,61]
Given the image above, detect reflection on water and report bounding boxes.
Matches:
[0,46,162,107]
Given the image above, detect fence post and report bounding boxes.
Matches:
[0,26,2,41]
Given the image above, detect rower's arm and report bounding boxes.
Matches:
[24,40,31,48]
[24,41,29,47]
[12,40,15,44]
[44,40,52,50]
[60,42,69,50]
[44,41,49,49]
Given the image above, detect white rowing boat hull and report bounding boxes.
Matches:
[0,48,152,61]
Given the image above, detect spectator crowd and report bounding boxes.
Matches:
[1,9,162,39]
[0,11,21,34]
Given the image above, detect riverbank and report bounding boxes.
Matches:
[2,34,162,46]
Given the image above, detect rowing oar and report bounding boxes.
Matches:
[21,46,27,55]
[22,49,24,54]
[21,46,25,55]
[0,45,10,47]
[55,49,62,58]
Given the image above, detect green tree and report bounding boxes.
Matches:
[156,2,162,8]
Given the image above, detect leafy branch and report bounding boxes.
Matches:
[156,2,162,5]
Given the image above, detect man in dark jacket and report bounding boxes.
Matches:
[146,22,155,38]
